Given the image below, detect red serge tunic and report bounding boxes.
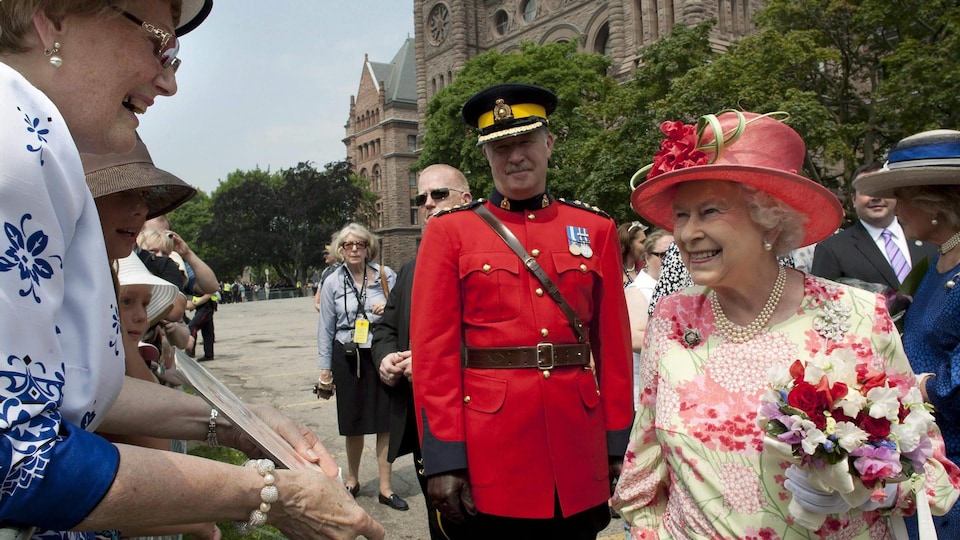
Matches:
[411,196,634,519]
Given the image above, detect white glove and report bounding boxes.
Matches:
[784,465,852,514]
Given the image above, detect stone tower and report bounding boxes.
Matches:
[343,38,421,270]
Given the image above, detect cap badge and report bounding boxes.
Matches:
[493,99,514,124]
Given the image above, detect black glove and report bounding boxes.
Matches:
[428,470,477,523]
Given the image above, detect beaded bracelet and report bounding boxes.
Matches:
[235,459,279,535]
[206,408,219,447]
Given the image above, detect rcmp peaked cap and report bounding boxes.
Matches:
[462,83,558,145]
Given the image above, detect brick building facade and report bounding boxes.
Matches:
[346,1,761,269]
[343,38,421,270]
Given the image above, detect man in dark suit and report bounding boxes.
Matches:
[372,164,472,539]
[812,163,937,289]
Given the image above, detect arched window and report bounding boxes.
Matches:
[494,10,509,36]
[373,165,381,192]
[521,0,537,23]
[664,0,674,33]
[594,22,611,56]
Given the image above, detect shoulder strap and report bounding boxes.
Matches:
[378,264,390,299]
[474,205,587,343]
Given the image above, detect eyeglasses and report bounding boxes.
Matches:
[628,221,648,233]
[649,251,667,260]
[342,241,368,250]
[415,188,464,207]
[114,7,181,71]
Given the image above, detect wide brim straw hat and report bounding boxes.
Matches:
[629,110,842,247]
[82,134,196,220]
[117,253,180,327]
[853,129,960,198]
[177,0,214,35]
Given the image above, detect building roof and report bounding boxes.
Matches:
[367,37,417,105]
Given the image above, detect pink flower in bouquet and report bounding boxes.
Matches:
[648,121,708,180]
[851,444,902,487]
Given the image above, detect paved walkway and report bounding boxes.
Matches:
[201,296,625,539]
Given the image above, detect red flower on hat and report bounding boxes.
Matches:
[648,121,709,180]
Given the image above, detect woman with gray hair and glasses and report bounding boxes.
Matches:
[317,223,408,511]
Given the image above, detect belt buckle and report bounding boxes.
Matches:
[536,343,554,370]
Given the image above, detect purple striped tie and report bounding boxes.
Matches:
[881,229,910,284]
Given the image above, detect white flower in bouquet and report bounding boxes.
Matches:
[833,422,869,453]
[866,386,902,422]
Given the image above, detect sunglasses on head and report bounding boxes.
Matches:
[628,221,648,233]
[415,188,464,207]
[113,7,181,70]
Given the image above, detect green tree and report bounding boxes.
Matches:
[414,0,960,224]
[571,22,716,223]
[166,190,213,260]
[200,161,369,285]
[201,167,280,280]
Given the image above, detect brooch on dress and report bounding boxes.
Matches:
[812,300,851,341]
[682,327,702,347]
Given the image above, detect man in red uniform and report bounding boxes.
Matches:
[410,83,634,538]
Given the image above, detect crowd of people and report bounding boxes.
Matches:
[2,2,959,539]
[310,88,960,540]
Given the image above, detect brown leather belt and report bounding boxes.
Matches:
[463,343,590,370]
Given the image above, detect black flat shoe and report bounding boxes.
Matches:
[378,492,409,511]
[346,484,360,497]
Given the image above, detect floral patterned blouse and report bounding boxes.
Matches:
[613,273,960,539]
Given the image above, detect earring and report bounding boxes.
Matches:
[44,42,62,68]
[932,218,939,226]
[763,240,773,251]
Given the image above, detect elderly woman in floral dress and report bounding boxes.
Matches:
[613,111,960,539]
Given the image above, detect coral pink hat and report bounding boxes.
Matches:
[630,110,842,247]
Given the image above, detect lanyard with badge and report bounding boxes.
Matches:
[342,267,369,376]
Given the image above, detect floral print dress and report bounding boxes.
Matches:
[613,273,960,539]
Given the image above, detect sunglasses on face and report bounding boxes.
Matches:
[649,251,667,260]
[114,7,181,70]
[415,188,464,207]
[342,241,368,250]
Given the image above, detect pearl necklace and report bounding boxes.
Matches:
[939,230,960,255]
[710,266,786,343]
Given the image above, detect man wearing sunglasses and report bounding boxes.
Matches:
[372,164,471,539]
[409,84,633,539]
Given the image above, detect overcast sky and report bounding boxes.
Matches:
[138,1,415,195]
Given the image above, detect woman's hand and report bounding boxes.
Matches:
[222,404,340,478]
[274,468,386,540]
[371,302,386,316]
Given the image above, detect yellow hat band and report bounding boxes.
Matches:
[477,103,547,130]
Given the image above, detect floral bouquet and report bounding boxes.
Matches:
[757,350,935,530]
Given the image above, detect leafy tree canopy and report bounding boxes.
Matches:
[416,0,960,224]
[198,161,367,284]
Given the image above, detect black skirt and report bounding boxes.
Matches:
[330,341,390,436]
